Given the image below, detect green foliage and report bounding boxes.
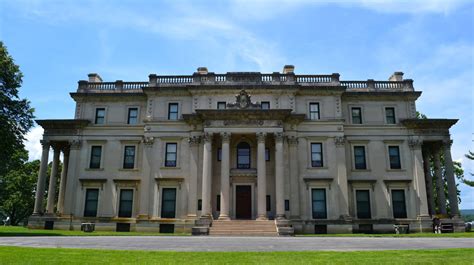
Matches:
[463,151,474,187]
[0,41,35,177]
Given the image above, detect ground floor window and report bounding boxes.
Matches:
[118,189,133,218]
[84,189,99,217]
[312,188,327,219]
[391,189,407,218]
[356,190,371,219]
[161,188,177,218]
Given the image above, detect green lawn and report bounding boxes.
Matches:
[0,246,473,264]
[0,226,190,237]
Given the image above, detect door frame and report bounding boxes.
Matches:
[232,183,255,219]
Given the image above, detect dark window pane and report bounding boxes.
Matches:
[389,146,401,169]
[266,195,271,211]
[356,190,371,219]
[217,102,226,109]
[285,200,290,211]
[312,189,327,219]
[354,146,366,170]
[84,189,99,217]
[385,107,396,124]
[118,189,133,218]
[127,108,138,124]
[95,108,105,124]
[392,189,407,218]
[161,188,176,218]
[309,103,320,120]
[311,143,323,167]
[197,199,202,211]
[168,103,179,120]
[351,107,362,124]
[237,142,251,169]
[165,143,177,167]
[261,101,270,110]
[123,146,135,169]
[217,195,221,211]
[89,146,102,169]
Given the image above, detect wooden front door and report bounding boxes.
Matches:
[236,185,252,219]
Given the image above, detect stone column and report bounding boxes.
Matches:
[139,136,154,219]
[62,139,81,217]
[219,132,231,220]
[201,132,213,219]
[433,147,447,215]
[187,135,200,217]
[334,136,349,218]
[288,135,300,219]
[275,132,285,219]
[409,138,429,217]
[46,144,61,214]
[422,149,435,216]
[257,132,268,220]
[57,145,70,215]
[33,140,50,215]
[443,140,459,217]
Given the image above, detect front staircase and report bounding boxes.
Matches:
[209,220,278,236]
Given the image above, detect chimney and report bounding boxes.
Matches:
[283,65,295,74]
[197,67,208,75]
[88,73,103,82]
[389,72,404,81]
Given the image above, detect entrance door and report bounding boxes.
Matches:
[236,185,252,219]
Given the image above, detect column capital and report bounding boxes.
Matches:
[40,140,50,150]
[51,143,62,152]
[143,136,155,147]
[287,135,298,145]
[220,132,231,143]
[188,135,201,146]
[275,132,284,143]
[69,139,82,150]
[334,136,345,147]
[256,132,266,143]
[62,144,71,154]
[442,139,453,149]
[203,132,213,143]
[408,137,423,150]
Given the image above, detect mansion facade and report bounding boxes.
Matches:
[29,66,463,234]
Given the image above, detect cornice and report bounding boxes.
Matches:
[342,91,421,101]
[401,119,458,130]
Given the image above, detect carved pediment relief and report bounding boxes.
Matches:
[227,90,260,109]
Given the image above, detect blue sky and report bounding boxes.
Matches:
[1,0,473,208]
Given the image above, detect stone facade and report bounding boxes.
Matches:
[29,66,463,234]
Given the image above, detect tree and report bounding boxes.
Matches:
[463,151,474,187]
[0,41,35,177]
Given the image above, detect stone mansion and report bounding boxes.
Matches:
[29,66,463,235]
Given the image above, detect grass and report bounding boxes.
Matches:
[0,246,473,264]
[297,231,474,238]
[0,226,190,237]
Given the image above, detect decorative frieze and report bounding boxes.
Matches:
[69,139,82,150]
[334,136,345,147]
[408,137,422,150]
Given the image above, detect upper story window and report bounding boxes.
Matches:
[354,146,367,170]
[309,103,320,120]
[165,143,177,167]
[89,146,102,169]
[237,142,251,169]
[95,108,105,124]
[168,103,179,120]
[388,146,401,169]
[385,107,396,124]
[351,107,362,124]
[311,143,323,167]
[356,190,371,219]
[118,189,133,218]
[261,101,270,110]
[127,108,138,124]
[123,146,136,169]
[217,102,226,110]
[391,189,407,218]
[84,189,99,217]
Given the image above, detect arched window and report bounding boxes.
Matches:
[237,142,251,169]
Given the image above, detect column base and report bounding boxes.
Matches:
[218,214,231,220]
[256,215,268,221]
[276,214,286,220]
[31,212,43,216]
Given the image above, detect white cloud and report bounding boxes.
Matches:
[24,126,44,161]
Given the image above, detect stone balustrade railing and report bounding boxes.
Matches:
[77,73,413,92]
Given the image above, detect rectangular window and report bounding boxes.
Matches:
[309,103,320,120]
[197,199,202,211]
[165,143,177,167]
[385,107,396,124]
[356,190,371,219]
[217,102,226,110]
[95,108,105,124]
[392,189,407,218]
[285,200,290,211]
[351,107,362,124]
[127,108,138,124]
[168,103,179,120]
[217,148,222,161]
[354,146,367,170]
[261,101,270,110]
[84,189,99,217]
[266,195,271,211]
[161,188,176,218]
[216,195,221,211]
[118,189,133,218]
[388,146,401,169]
[265,148,270,161]
[89,146,102,169]
[312,188,327,219]
[123,146,136,169]
[311,143,323,167]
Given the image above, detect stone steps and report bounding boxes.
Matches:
[209,220,278,236]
